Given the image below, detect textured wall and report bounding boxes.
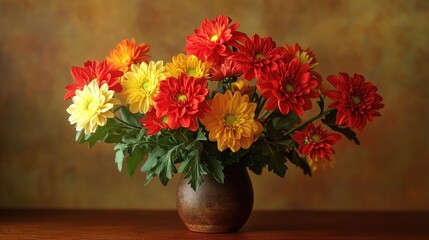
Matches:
[0,0,428,210]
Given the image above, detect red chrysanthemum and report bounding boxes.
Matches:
[209,59,242,81]
[139,108,169,135]
[292,123,342,162]
[283,43,322,85]
[64,60,123,100]
[229,34,286,81]
[153,73,210,131]
[284,43,318,69]
[257,58,319,116]
[324,73,384,131]
[185,14,246,65]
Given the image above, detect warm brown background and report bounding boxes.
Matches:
[0,0,428,210]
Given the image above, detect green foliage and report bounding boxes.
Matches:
[322,110,360,145]
[241,102,315,177]
[71,91,338,192]
[286,149,312,176]
[136,128,213,191]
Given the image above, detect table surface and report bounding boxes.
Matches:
[1,210,428,240]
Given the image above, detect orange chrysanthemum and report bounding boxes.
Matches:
[200,90,263,152]
[106,38,150,72]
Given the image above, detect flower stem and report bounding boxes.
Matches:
[284,109,334,136]
[114,116,141,130]
[250,87,258,102]
[259,109,271,119]
[255,97,267,118]
[263,109,278,124]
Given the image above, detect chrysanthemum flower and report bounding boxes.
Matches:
[257,58,319,116]
[324,73,384,131]
[66,81,120,134]
[121,61,167,114]
[185,14,246,65]
[200,90,263,152]
[291,123,341,172]
[284,43,318,69]
[166,53,211,78]
[153,73,209,131]
[64,60,123,100]
[229,34,286,81]
[106,38,150,73]
[209,59,242,81]
[139,108,169,135]
[283,43,322,85]
[232,79,254,97]
[306,155,336,173]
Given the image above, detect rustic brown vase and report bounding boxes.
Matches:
[176,163,254,233]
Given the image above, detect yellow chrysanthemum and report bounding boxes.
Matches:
[66,80,120,134]
[166,53,211,78]
[121,61,167,114]
[296,51,318,69]
[306,155,336,173]
[200,90,263,152]
[232,79,254,96]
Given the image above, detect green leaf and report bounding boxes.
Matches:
[75,130,84,143]
[178,142,207,191]
[286,150,312,176]
[195,129,207,141]
[329,125,360,145]
[141,146,165,185]
[275,139,295,148]
[322,110,360,145]
[157,135,176,150]
[317,96,325,115]
[263,142,287,177]
[205,155,224,184]
[117,106,141,128]
[104,134,123,144]
[155,144,180,186]
[113,143,128,172]
[126,147,145,177]
[87,125,114,148]
[273,112,300,130]
[240,141,269,175]
[115,149,125,172]
[84,132,93,141]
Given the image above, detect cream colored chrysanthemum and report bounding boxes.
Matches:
[121,61,167,114]
[166,53,210,78]
[66,80,120,134]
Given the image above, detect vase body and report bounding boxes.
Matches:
[176,163,254,233]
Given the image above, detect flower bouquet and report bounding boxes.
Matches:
[64,14,384,232]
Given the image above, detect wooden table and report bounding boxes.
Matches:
[1,210,428,239]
